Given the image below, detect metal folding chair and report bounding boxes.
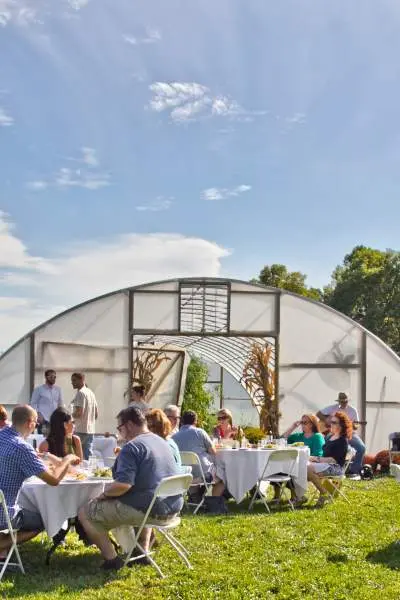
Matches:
[0,490,25,581]
[124,474,193,578]
[179,452,213,514]
[312,450,355,505]
[249,449,299,512]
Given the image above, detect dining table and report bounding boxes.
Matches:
[214,446,310,503]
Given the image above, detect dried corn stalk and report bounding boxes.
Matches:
[242,342,279,436]
[128,345,171,402]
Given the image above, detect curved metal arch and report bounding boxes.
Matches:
[1,276,399,368]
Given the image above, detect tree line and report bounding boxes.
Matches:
[252,245,400,355]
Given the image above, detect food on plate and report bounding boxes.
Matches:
[266,444,277,449]
[290,441,305,447]
[93,467,112,478]
[67,471,88,481]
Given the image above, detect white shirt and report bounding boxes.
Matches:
[73,385,98,434]
[30,384,63,422]
[321,403,359,423]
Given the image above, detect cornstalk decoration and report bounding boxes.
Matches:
[242,342,279,436]
[127,345,171,403]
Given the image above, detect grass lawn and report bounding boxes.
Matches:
[1,477,400,600]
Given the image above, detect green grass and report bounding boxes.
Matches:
[2,478,400,599]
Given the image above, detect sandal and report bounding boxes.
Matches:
[315,495,329,508]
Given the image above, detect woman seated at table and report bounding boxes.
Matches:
[212,409,240,440]
[145,408,184,470]
[39,407,83,462]
[283,414,325,456]
[306,411,351,508]
[271,414,325,503]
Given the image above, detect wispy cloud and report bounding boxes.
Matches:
[67,0,90,10]
[148,82,266,124]
[27,147,110,191]
[135,196,173,212]
[0,106,13,126]
[201,184,252,201]
[124,28,161,46]
[0,0,89,27]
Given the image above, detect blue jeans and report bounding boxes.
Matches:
[348,434,366,474]
[77,433,94,460]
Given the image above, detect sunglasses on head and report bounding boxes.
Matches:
[330,420,340,425]
[217,416,228,421]
[300,420,310,425]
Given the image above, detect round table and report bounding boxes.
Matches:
[18,478,107,538]
[215,447,310,503]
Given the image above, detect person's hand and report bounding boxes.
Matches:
[309,456,317,462]
[114,447,121,455]
[294,420,302,427]
[65,454,80,466]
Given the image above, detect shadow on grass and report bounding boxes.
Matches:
[366,542,400,570]
[0,541,138,597]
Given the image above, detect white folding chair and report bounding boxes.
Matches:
[124,474,193,578]
[179,452,213,514]
[311,449,355,505]
[0,490,25,581]
[249,449,299,512]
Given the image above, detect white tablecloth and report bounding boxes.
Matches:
[93,437,117,467]
[18,479,106,538]
[215,447,310,503]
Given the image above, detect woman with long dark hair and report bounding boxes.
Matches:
[39,407,83,461]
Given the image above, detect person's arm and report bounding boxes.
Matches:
[97,445,136,500]
[58,387,64,408]
[282,421,301,438]
[98,481,132,500]
[312,434,325,457]
[202,430,216,456]
[73,435,83,462]
[72,391,84,419]
[37,454,78,486]
[30,387,39,410]
[38,440,49,454]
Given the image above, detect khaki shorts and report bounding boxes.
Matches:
[86,497,175,533]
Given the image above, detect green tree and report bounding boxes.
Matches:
[181,355,216,432]
[325,246,400,354]
[253,263,323,301]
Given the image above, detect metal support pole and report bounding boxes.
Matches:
[360,331,367,442]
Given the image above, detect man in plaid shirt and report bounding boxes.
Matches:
[0,405,78,554]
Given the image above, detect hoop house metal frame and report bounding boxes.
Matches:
[0,277,399,453]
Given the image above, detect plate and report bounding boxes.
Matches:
[87,476,113,481]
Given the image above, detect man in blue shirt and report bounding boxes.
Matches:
[0,405,78,555]
[78,405,183,571]
[172,410,216,481]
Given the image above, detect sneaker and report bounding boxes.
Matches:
[315,495,329,509]
[101,555,124,571]
[347,474,361,480]
[293,496,308,507]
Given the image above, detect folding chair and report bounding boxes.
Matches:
[124,473,193,578]
[249,449,299,512]
[312,450,355,505]
[0,490,25,581]
[179,452,213,514]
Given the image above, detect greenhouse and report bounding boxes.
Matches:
[0,277,399,454]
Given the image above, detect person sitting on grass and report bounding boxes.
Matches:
[0,405,79,558]
[78,405,183,571]
[39,407,83,462]
[306,411,351,508]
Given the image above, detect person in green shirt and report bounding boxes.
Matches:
[284,414,325,457]
[270,414,325,504]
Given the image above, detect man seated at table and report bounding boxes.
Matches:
[172,410,216,481]
[78,405,183,571]
[0,405,79,556]
[164,405,180,435]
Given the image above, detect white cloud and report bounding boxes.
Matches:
[81,146,98,167]
[201,184,252,201]
[67,0,90,9]
[0,212,230,349]
[0,107,13,126]
[27,147,110,191]
[148,82,266,123]
[136,196,173,212]
[124,28,161,46]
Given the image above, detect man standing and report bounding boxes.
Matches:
[78,406,183,570]
[30,369,63,434]
[0,405,78,555]
[317,392,366,477]
[164,405,180,435]
[71,373,98,461]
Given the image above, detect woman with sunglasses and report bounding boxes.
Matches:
[212,409,241,440]
[283,414,325,456]
[307,411,351,508]
[39,407,83,461]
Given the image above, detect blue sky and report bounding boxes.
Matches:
[1,0,400,350]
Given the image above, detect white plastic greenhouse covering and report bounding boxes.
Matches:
[0,277,399,454]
